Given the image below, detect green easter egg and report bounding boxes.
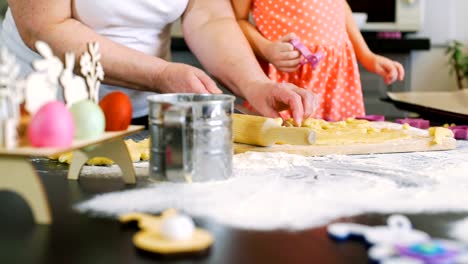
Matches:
[70,100,105,140]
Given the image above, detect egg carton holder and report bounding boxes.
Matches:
[0,41,144,225]
[328,214,468,264]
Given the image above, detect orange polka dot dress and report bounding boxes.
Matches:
[252,0,365,121]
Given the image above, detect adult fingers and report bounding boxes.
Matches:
[275,84,304,126]
[195,70,222,94]
[292,88,317,118]
[186,74,212,93]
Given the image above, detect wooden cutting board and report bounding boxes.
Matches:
[234,123,457,156]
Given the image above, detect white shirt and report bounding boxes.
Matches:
[1,0,189,118]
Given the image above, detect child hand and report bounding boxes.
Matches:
[362,54,405,85]
[264,33,302,72]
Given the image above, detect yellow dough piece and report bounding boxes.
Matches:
[284,118,456,146]
[285,117,411,145]
[51,138,150,165]
[428,127,454,145]
[120,210,214,254]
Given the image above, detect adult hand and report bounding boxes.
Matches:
[362,54,405,85]
[244,81,318,126]
[263,33,302,72]
[153,62,222,94]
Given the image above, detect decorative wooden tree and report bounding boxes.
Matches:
[80,42,104,103]
[0,47,23,149]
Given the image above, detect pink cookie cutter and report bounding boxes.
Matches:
[356,115,385,122]
[448,126,468,140]
[290,38,324,68]
[395,118,430,129]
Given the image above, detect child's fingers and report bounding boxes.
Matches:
[279,33,298,43]
[395,61,405,80]
[276,57,302,67]
[278,66,301,73]
[278,42,295,52]
[380,60,398,84]
[385,71,397,84]
[279,50,300,59]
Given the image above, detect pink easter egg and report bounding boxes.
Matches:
[28,101,75,148]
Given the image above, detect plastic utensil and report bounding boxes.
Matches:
[448,126,468,140]
[290,38,324,68]
[328,214,468,264]
[395,118,430,129]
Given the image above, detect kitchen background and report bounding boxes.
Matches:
[1,0,467,112]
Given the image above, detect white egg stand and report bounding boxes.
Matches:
[0,42,143,224]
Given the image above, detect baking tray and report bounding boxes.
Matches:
[383,90,468,125]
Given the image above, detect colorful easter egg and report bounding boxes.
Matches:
[28,101,74,148]
[99,91,133,131]
[69,100,105,140]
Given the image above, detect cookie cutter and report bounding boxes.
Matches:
[356,115,386,122]
[327,214,468,264]
[395,118,430,129]
[328,215,429,245]
[392,240,464,264]
[290,38,324,68]
[448,126,468,140]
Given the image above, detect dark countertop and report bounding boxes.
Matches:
[1,142,467,264]
[171,35,430,53]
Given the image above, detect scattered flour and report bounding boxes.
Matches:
[450,218,468,242]
[79,162,149,178]
[76,141,468,231]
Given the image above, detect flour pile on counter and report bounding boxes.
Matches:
[450,218,468,242]
[77,142,468,230]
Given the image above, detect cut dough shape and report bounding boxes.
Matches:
[283,118,412,145]
[120,209,214,254]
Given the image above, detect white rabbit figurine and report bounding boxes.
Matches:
[24,41,63,115]
[60,52,88,107]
